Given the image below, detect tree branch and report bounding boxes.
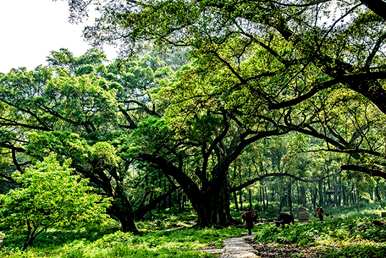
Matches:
[341,164,386,179]
[361,0,386,20]
[231,172,325,192]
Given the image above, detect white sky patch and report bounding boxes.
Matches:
[0,0,116,72]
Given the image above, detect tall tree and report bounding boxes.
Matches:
[62,0,386,177]
[0,49,174,233]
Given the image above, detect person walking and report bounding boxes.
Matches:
[242,209,256,235]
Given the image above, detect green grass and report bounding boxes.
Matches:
[0,212,245,258]
[2,207,386,257]
[0,227,245,258]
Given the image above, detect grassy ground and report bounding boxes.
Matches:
[1,207,386,257]
[0,211,244,258]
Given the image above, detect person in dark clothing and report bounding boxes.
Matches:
[242,210,256,235]
[315,207,325,221]
[275,213,294,227]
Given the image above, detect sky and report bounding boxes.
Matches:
[0,0,101,72]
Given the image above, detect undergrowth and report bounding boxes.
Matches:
[254,208,386,257]
[0,211,244,258]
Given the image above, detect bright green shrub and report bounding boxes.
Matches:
[0,154,111,249]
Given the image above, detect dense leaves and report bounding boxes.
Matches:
[0,154,110,249]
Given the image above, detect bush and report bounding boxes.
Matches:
[255,215,386,247]
[0,154,111,249]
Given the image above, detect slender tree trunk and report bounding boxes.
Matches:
[234,192,239,211]
[279,194,284,213]
[334,181,339,207]
[264,185,269,208]
[259,186,263,209]
[311,187,317,209]
[248,188,253,209]
[318,180,324,207]
[375,180,382,202]
[298,184,301,207]
[239,190,244,210]
[288,180,293,214]
[23,223,38,250]
[299,185,307,207]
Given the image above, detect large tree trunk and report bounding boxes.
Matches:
[137,154,235,227]
[192,179,233,227]
[108,188,139,234]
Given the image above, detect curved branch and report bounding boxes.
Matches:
[365,33,386,69]
[269,78,339,109]
[341,164,386,179]
[136,154,201,199]
[134,185,180,219]
[230,172,331,192]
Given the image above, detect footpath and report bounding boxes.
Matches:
[204,234,258,258]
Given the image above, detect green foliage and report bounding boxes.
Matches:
[255,215,386,246]
[0,49,176,232]
[254,210,386,258]
[323,242,386,258]
[0,154,111,248]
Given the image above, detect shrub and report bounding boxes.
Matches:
[0,154,111,249]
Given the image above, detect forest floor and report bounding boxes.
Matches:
[203,233,321,258]
[1,207,386,257]
[251,243,320,258]
[203,234,322,258]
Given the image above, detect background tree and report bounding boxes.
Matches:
[0,49,174,233]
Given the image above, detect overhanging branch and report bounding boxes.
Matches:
[341,164,386,179]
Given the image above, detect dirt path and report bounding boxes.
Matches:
[221,235,258,258]
[203,232,322,258]
[203,234,258,258]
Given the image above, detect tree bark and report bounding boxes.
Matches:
[23,235,36,250]
[287,180,293,214]
[108,187,139,234]
[239,190,244,210]
[192,179,233,227]
[375,180,382,202]
[299,185,307,207]
[233,192,239,211]
[23,222,38,250]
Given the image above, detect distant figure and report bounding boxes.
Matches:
[315,207,325,221]
[275,213,294,227]
[242,210,256,235]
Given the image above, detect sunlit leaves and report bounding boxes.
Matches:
[0,154,111,247]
